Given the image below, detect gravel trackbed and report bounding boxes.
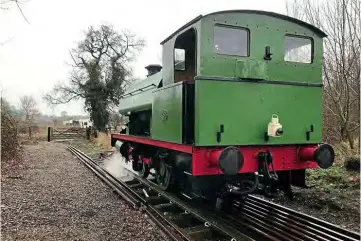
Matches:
[1,142,166,241]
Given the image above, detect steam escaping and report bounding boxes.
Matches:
[102,152,136,182]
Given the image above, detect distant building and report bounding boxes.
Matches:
[62,120,73,126]
[62,119,93,128]
[78,118,93,128]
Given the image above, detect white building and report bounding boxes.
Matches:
[78,118,93,128]
[62,119,93,128]
[62,120,73,126]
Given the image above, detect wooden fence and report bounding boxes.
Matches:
[47,127,88,141]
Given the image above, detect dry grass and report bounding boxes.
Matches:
[19,127,49,145]
[334,139,360,162]
[91,132,114,152]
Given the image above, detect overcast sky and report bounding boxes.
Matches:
[0,0,288,116]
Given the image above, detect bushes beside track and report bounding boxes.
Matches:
[1,98,23,171]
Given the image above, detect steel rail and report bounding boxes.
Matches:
[68,146,185,241]
[130,173,256,241]
[68,146,252,241]
[215,195,360,241]
[68,146,140,207]
[241,196,360,241]
[194,193,360,241]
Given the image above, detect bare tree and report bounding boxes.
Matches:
[19,95,39,137]
[109,111,121,130]
[286,0,360,149]
[61,111,68,117]
[44,24,145,131]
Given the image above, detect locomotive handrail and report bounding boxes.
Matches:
[194,75,324,87]
[120,83,157,98]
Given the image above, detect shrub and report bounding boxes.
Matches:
[1,98,22,164]
[345,156,360,172]
[334,140,360,163]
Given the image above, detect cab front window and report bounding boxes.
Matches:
[213,25,249,57]
[284,35,313,63]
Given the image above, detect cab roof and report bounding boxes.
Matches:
[160,10,327,45]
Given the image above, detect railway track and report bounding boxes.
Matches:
[68,146,360,241]
[233,196,360,241]
[208,196,360,241]
[68,146,252,241]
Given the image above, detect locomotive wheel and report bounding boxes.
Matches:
[155,159,172,190]
[139,162,150,179]
[215,194,235,213]
[131,152,142,172]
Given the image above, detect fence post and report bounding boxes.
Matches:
[86,127,91,140]
[47,127,51,142]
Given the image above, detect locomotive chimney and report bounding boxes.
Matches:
[145,64,162,77]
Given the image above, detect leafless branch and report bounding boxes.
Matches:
[14,0,29,23]
[0,37,15,46]
[1,0,30,23]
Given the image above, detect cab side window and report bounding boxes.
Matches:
[174,28,196,83]
[174,48,185,71]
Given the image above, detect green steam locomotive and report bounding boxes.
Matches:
[111,10,335,210]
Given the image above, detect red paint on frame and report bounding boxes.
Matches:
[192,146,319,176]
[111,134,193,153]
[111,134,319,176]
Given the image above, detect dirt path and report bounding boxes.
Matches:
[1,141,166,241]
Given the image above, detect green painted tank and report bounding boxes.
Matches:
[117,69,162,114]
